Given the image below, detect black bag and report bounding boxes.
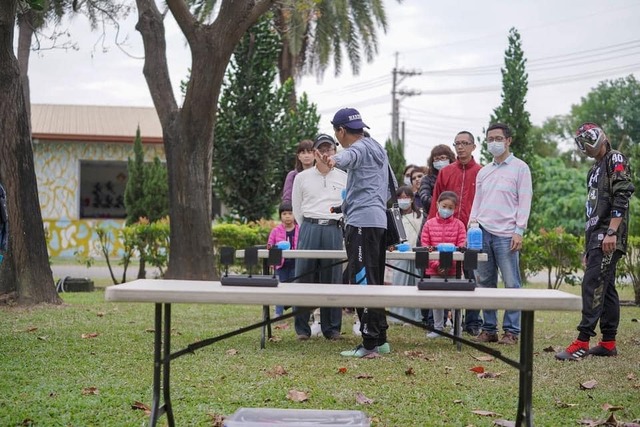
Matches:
[385,167,407,247]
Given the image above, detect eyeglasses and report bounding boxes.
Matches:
[575,127,603,151]
[487,136,506,143]
[453,141,473,147]
[433,155,450,162]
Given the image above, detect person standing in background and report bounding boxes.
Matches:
[387,185,423,324]
[318,107,393,358]
[428,130,483,336]
[556,122,634,361]
[281,139,315,204]
[292,134,346,341]
[409,167,426,210]
[267,202,299,317]
[418,145,456,217]
[470,123,532,346]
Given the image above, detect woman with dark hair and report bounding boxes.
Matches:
[281,139,314,204]
[418,144,456,213]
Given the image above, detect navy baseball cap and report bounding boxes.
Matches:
[331,108,370,130]
[313,133,338,149]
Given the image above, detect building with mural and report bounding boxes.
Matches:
[32,104,165,258]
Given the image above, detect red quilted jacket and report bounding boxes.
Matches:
[420,214,467,277]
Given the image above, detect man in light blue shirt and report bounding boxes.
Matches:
[318,108,393,358]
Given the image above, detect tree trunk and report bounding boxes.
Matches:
[0,0,61,305]
[135,0,273,280]
[17,9,34,118]
[274,6,298,109]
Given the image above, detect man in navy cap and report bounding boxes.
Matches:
[317,108,394,357]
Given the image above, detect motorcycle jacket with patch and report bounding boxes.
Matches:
[584,148,634,253]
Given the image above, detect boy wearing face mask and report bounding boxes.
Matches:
[469,123,532,345]
[420,191,467,337]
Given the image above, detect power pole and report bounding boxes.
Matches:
[391,52,421,147]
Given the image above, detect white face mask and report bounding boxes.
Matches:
[398,199,412,211]
[403,176,412,186]
[433,160,450,171]
[488,141,506,157]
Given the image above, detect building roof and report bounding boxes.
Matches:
[31,104,163,144]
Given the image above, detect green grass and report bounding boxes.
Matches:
[1,285,639,426]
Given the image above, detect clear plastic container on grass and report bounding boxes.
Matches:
[224,408,370,426]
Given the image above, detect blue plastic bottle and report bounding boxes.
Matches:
[467,221,483,251]
[436,243,455,252]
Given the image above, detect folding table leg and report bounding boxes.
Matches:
[515,311,534,426]
[150,303,175,427]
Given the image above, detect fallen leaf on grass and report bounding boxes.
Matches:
[355,392,374,405]
[405,367,415,376]
[477,372,502,379]
[25,326,38,332]
[444,366,454,373]
[543,345,557,353]
[226,349,239,355]
[470,366,485,373]
[82,386,99,395]
[96,312,105,317]
[554,398,578,408]
[453,399,463,404]
[602,403,624,412]
[81,332,99,339]
[287,389,308,402]
[37,336,48,341]
[274,323,290,330]
[355,373,373,379]
[580,380,598,390]
[627,373,636,381]
[266,365,288,377]
[207,412,225,427]
[472,409,501,417]
[337,367,347,374]
[131,401,151,415]
[145,328,155,333]
[268,336,282,343]
[472,355,494,362]
[493,420,516,427]
[19,419,34,426]
[403,350,435,360]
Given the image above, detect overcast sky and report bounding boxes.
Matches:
[26,0,640,165]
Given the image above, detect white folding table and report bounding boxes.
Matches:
[106,279,581,427]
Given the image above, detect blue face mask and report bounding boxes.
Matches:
[438,207,453,219]
[398,199,412,211]
[433,160,450,171]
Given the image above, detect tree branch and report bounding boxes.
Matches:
[166,0,197,42]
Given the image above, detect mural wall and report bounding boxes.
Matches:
[34,141,165,258]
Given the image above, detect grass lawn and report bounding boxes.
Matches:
[1,283,639,426]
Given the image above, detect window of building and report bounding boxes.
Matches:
[79,160,128,219]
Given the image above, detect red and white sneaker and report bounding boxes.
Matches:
[555,339,589,361]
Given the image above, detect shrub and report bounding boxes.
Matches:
[619,236,640,305]
[521,228,583,289]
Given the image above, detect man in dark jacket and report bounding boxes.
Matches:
[556,122,634,361]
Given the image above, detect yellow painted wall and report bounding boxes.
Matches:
[34,140,165,258]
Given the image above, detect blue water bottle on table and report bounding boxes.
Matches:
[467,220,483,251]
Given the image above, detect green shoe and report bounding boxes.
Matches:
[377,342,391,354]
[340,345,378,358]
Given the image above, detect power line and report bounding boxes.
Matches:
[413,62,640,95]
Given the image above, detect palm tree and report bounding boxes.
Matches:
[273,0,395,104]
